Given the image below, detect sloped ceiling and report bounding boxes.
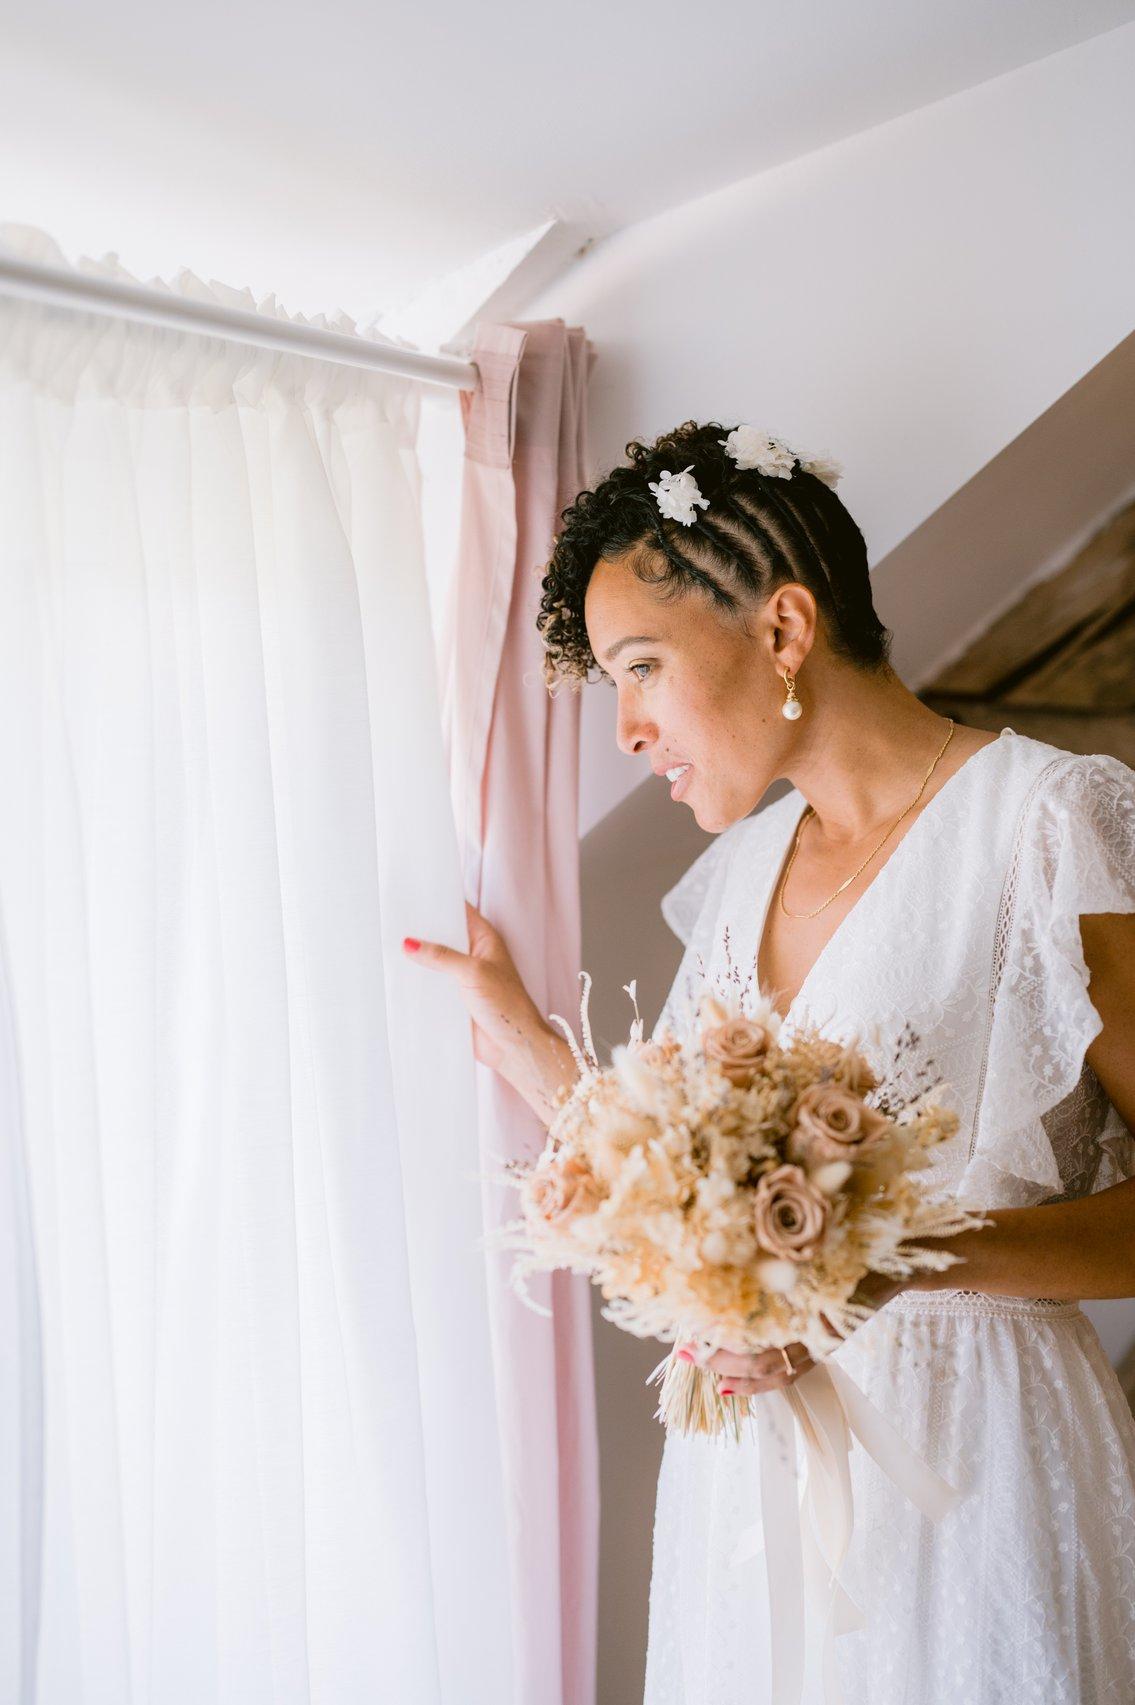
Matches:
[3,3,1134,318]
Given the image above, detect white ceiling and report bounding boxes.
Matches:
[3,2,1134,323]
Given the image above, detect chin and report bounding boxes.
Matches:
[690,799,731,834]
[691,785,759,833]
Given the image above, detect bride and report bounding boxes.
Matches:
[406,420,1135,1702]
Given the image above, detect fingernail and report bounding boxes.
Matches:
[403,937,421,952]
[676,1348,694,1364]
[719,1386,735,1396]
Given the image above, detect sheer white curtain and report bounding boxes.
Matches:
[0,227,514,1705]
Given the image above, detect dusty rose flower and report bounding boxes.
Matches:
[752,1163,829,1262]
[786,1082,891,1168]
[527,1155,605,1228]
[703,1017,775,1088]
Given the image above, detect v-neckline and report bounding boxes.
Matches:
[744,726,1015,1026]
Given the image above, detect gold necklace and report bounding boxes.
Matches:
[778,719,957,919]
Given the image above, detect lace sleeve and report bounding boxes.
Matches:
[958,750,1135,1208]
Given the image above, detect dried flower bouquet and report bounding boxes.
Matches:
[485,973,987,1440]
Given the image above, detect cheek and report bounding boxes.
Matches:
[675,676,746,758]
[670,672,723,729]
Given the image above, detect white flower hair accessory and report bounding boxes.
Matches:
[719,426,796,479]
[647,464,710,527]
[646,430,844,529]
[796,449,843,489]
[719,424,843,490]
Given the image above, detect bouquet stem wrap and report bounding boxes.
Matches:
[731,1360,960,1705]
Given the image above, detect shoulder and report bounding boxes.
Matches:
[993,736,1135,989]
[1000,733,1135,862]
[995,727,1135,794]
[963,730,1134,861]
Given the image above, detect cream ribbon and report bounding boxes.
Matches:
[728,1360,962,1704]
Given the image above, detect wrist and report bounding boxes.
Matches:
[504,1020,579,1128]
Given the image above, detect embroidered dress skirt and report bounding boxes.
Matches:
[642,1290,1135,1704]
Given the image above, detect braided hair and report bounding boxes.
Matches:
[536,419,892,693]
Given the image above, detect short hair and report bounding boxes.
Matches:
[536,418,892,692]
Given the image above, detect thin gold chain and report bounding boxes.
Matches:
[778,718,957,919]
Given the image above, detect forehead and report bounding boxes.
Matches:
[583,552,671,650]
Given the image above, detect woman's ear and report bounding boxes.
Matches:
[766,582,817,672]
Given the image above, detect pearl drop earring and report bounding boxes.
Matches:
[780,668,803,720]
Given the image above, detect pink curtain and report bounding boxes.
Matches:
[439,320,599,1705]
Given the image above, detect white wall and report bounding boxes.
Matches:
[8,7,1132,324]
[521,23,1135,837]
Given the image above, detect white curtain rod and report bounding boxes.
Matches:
[0,251,481,392]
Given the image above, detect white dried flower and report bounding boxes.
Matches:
[720,425,843,490]
[610,1042,659,1106]
[798,451,843,489]
[701,1224,758,1266]
[755,1256,800,1295]
[609,1043,681,1126]
[811,1160,853,1195]
[486,978,982,1442]
[695,1170,739,1211]
[719,426,797,479]
[648,464,709,526]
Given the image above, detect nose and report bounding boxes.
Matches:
[615,694,657,757]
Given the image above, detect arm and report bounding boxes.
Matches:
[907,1178,1135,1300]
[506,1024,580,1128]
[908,910,1135,1300]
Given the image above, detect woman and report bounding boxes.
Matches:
[405,420,1135,1702]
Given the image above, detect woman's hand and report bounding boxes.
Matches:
[681,1270,907,1396]
[693,1339,817,1396]
[402,901,577,1124]
[403,901,540,1070]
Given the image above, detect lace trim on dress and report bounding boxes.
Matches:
[887,1289,1083,1320]
[957,750,1135,1210]
[964,758,1065,1166]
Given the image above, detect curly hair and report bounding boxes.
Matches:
[535,419,892,693]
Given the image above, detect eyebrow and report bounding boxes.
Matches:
[602,633,660,663]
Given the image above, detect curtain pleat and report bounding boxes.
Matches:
[443,319,600,1705]
[0,225,515,1705]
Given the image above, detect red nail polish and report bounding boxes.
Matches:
[403,937,421,952]
[720,1386,735,1396]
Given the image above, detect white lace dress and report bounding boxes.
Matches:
[642,728,1135,1705]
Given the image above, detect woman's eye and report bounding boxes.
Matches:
[629,662,653,682]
